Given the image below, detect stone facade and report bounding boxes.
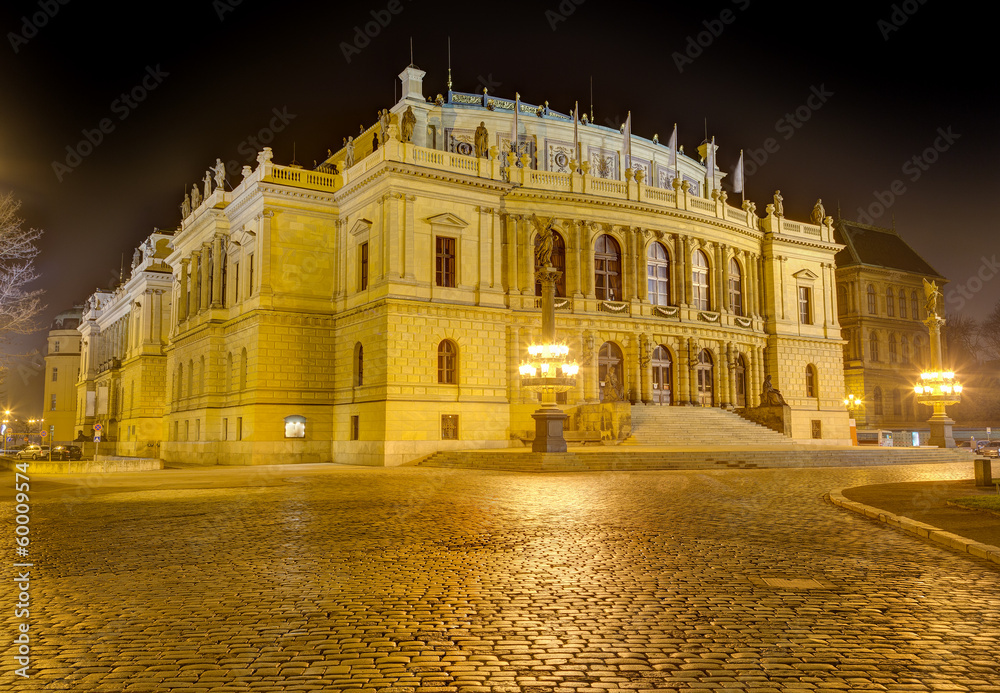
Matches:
[72,65,852,465]
[834,219,946,430]
[42,307,83,444]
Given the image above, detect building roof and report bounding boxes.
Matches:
[833,219,945,279]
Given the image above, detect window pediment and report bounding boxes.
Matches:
[792,268,818,281]
[350,218,373,237]
[426,212,468,229]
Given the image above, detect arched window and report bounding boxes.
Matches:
[534,231,566,297]
[734,354,747,407]
[199,356,205,395]
[240,347,247,390]
[437,340,458,384]
[177,363,183,400]
[886,287,895,317]
[892,389,902,416]
[873,386,884,416]
[888,334,897,362]
[900,336,909,363]
[692,249,710,310]
[594,235,622,300]
[867,284,877,315]
[911,290,919,320]
[187,359,194,398]
[805,364,817,398]
[869,332,880,362]
[647,242,670,306]
[728,258,743,316]
[837,284,848,317]
[898,290,907,318]
[354,343,363,387]
[912,335,923,366]
[227,352,233,392]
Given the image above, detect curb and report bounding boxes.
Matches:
[827,488,1000,566]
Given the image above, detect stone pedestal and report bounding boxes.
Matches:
[927,411,956,448]
[974,458,992,487]
[531,407,569,453]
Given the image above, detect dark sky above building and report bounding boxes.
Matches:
[0,0,996,358]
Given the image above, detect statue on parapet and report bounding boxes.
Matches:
[344,136,355,168]
[131,248,142,270]
[401,106,416,143]
[761,375,787,406]
[181,191,191,219]
[474,121,489,158]
[530,214,555,268]
[213,158,226,191]
[773,190,784,217]
[379,108,390,144]
[191,183,201,209]
[810,199,825,225]
[923,278,943,318]
[203,171,212,199]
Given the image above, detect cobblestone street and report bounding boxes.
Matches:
[3,461,1000,692]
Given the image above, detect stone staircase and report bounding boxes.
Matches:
[628,405,795,446]
[416,445,972,473]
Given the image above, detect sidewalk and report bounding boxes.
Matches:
[832,477,1000,565]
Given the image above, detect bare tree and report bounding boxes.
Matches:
[0,192,44,340]
[981,301,1000,362]
[944,312,982,366]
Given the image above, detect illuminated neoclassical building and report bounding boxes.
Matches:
[74,65,851,465]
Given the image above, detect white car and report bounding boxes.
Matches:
[15,445,50,460]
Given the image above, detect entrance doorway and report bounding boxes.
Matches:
[651,346,672,405]
[695,349,713,406]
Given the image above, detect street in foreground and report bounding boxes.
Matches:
[2,461,999,692]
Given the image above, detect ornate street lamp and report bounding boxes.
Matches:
[914,279,961,448]
[520,217,578,452]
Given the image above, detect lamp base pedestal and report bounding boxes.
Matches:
[927,413,956,448]
[531,407,568,453]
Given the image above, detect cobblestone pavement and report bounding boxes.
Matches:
[3,461,1000,692]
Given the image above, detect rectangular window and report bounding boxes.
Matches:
[234,262,240,303]
[51,367,58,382]
[435,237,456,287]
[811,420,822,439]
[360,242,369,290]
[222,418,228,441]
[50,394,57,411]
[799,287,812,324]
[236,417,243,441]
[248,255,254,296]
[350,415,360,441]
[195,419,201,441]
[185,420,190,442]
[441,415,458,440]
[53,341,60,353]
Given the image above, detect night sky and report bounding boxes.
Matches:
[0,0,996,409]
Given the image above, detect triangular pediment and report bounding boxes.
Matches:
[350,218,373,236]
[792,268,819,280]
[426,212,468,229]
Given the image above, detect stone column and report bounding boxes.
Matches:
[627,335,640,404]
[575,331,586,403]
[388,193,402,279]
[727,343,738,408]
[681,236,692,306]
[212,236,224,307]
[583,222,596,299]
[190,250,201,314]
[721,245,730,312]
[641,333,653,404]
[584,333,599,402]
[152,289,163,344]
[201,244,212,311]
[405,195,417,281]
[570,220,584,298]
[636,230,648,303]
[518,216,531,296]
[508,326,521,405]
[179,259,189,321]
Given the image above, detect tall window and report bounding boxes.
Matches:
[53,341,60,353]
[728,258,743,316]
[360,242,369,291]
[798,287,812,324]
[50,394,57,411]
[900,336,909,363]
[435,237,456,287]
[354,343,364,387]
[873,386,884,416]
[805,365,817,398]
[438,340,457,384]
[51,367,58,382]
[240,348,247,390]
[899,290,907,318]
[888,334,897,362]
[867,284,877,315]
[647,242,670,306]
[535,232,566,297]
[692,249,710,310]
[837,285,848,317]
[886,287,895,317]
[911,290,919,320]
[594,234,622,300]
[869,332,880,362]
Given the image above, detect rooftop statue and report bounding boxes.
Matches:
[810,199,825,225]
[191,183,201,209]
[474,121,488,158]
[401,106,416,143]
[203,171,212,199]
[213,158,226,190]
[773,190,784,217]
[344,136,355,168]
[181,191,191,219]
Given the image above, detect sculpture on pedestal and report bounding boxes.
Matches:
[213,158,226,191]
[401,106,416,143]
[475,121,489,158]
[191,184,201,209]
[810,199,825,225]
[181,192,191,219]
[344,136,355,168]
[761,375,787,406]
[773,190,784,217]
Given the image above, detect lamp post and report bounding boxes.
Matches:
[843,394,863,446]
[915,279,961,448]
[520,219,578,453]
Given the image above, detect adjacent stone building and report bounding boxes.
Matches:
[72,65,853,465]
[835,219,946,429]
[42,306,83,444]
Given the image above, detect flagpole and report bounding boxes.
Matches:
[740,148,745,206]
[573,100,580,172]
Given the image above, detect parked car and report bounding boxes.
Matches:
[15,445,50,460]
[980,441,1000,458]
[51,445,82,461]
